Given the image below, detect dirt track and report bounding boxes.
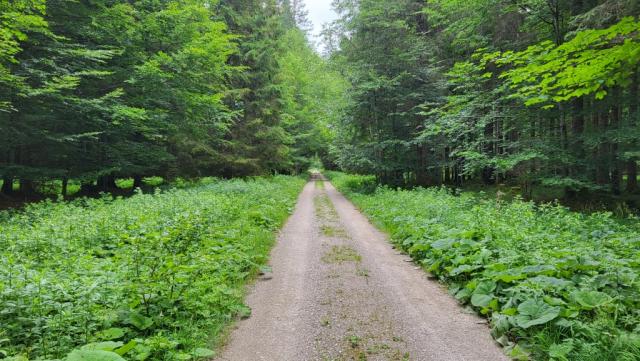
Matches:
[216,179,508,361]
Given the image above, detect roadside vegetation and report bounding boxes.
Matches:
[328,172,640,361]
[0,176,304,360]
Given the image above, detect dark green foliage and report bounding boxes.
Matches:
[0,0,346,197]
[328,0,640,201]
[330,172,640,361]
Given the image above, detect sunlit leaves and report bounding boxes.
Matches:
[488,17,640,107]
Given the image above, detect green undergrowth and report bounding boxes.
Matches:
[327,172,640,361]
[0,176,305,361]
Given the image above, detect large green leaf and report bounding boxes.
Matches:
[66,350,126,361]
[95,328,126,341]
[126,311,154,330]
[570,290,612,310]
[470,280,496,307]
[430,238,457,250]
[193,348,216,358]
[471,293,494,307]
[81,342,123,352]
[514,299,560,329]
[548,341,574,361]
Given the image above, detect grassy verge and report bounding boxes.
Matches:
[0,176,305,361]
[326,171,640,361]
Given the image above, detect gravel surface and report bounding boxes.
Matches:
[216,179,508,361]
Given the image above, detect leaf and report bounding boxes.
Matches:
[115,340,137,356]
[66,350,126,361]
[491,271,526,283]
[430,238,457,250]
[126,311,154,330]
[193,348,216,358]
[81,342,124,352]
[454,287,472,300]
[95,328,126,340]
[471,293,494,307]
[235,304,252,319]
[514,299,561,329]
[570,290,612,310]
[474,280,497,295]
[449,264,482,276]
[470,280,497,307]
[549,340,574,361]
[507,344,530,360]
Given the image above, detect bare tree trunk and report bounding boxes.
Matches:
[611,88,622,194]
[595,110,609,186]
[564,98,586,198]
[19,179,36,196]
[133,175,143,189]
[61,177,68,198]
[1,176,12,195]
[97,175,117,191]
[444,147,452,184]
[628,69,639,193]
[628,162,638,193]
[416,144,429,186]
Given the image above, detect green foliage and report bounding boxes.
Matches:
[328,0,442,183]
[0,176,305,360]
[328,0,640,199]
[0,0,49,110]
[278,28,349,173]
[491,17,640,106]
[1,1,343,195]
[330,172,640,360]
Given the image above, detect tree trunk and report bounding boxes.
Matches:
[444,147,452,184]
[1,176,12,195]
[628,68,639,193]
[97,175,117,191]
[627,161,637,193]
[61,177,68,198]
[415,144,428,186]
[133,175,143,189]
[595,111,609,186]
[611,88,622,194]
[19,179,36,196]
[80,181,95,194]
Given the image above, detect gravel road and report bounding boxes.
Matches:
[216,179,508,361]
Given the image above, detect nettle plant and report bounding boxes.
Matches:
[0,176,304,360]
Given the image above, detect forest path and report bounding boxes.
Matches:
[215,178,507,361]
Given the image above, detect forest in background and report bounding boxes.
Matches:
[1,0,347,199]
[326,0,640,206]
[2,0,640,208]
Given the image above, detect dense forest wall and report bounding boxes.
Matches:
[327,0,640,201]
[4,0,640,204]
[0,0,347,197]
